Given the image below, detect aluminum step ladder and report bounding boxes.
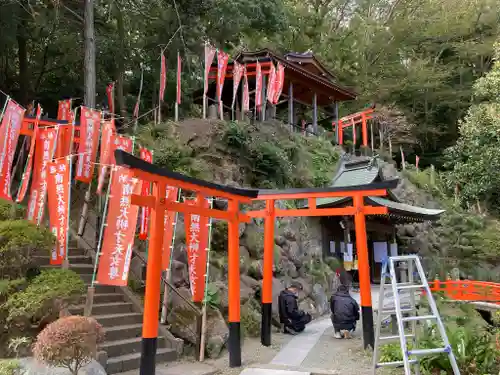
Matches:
[372,255,461,375]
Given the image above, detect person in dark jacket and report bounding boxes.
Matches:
[278,282,312,335]
[330,284,360,339]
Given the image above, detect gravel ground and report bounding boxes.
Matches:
[207,333,293,375]
[300,326,373,374]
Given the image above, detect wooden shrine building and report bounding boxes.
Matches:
[198,49,357,134]
[306,155,445,283]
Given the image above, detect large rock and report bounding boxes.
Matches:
[301,238,322,258]
[298,298,317,318]
[277,258,298,278]
[205,307,229,359]
[241,274,260,290]
[18,358,106,375]
[248,260,263,280]
[243,224,264,259]
[292,277,312,300]
[167,287,198,344]
[312,284,329,316]
[171,260,189,287]
[173,243,188,264]
[275,235,287,247]
[285,241,301,265]
[239,246,251,274]
[271,278,286,318]
[283,227,297,241]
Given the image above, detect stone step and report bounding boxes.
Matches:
[40,263,95,275]
[33,255,92,265]
[106,348,177,374]
[82,293,125,304]
[103,324,143,342]
[70,302,134,316]
[101,336,165,358]
[95,312,143,327]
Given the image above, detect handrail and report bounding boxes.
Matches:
[132,250,202,316]
[428,280,500,304]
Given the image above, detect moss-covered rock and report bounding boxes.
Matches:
[241,299,261,338]
[243,224,264,259]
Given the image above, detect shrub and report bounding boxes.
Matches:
[33,316,104,375]
[3,269,85,329]
[0,220,55,280]
[0,201,25,221]
[0,359,21,375]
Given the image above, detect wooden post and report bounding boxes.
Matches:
[400,146,405,170]
[430,164,435,185]
[334,101,339,143]
[388,136,392,158]
[261,199,275,347]
[261,75,267,122]
[353,194,374,349]
[338,120,344,145]
[139,181,167,375]
[370,120,374,153]
[288,83,294,131]
[361,112,368,148]
[227,200,241,367]
[312,93,318,134]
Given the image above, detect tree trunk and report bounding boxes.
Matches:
[114,3,127,121]
[84,0,96,108]
[16,3,29,105]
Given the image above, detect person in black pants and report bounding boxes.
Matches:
[278,282,312,335]
[330,284,360,339]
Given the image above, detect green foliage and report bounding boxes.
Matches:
[220,121,338,188]
[240,299,261,338]
[2,269,85,327]
[33,316,105,375]
[210,221,228,253]
[0,279,27,302]
[380,304,500,375]
[0,202,25,221]
[0,220,55,280]
[0,359,21,375]
[446,43,500,210]
[203,283,220,309]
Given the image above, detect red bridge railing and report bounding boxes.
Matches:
[428,280,500,304]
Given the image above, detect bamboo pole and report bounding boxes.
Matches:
[160,189,182,324]
[199,198,214,362]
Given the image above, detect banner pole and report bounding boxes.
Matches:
[199,198,214,361]
[160,188,182,324]
[0,96,9,122]
[63,107,78,270]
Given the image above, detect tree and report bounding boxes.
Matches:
[445,42,500,210]
[84,0,96,108]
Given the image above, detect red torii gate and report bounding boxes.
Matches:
[332,108,374,147]
[115,150,398,374]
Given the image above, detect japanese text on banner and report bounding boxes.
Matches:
[47,158,70,265]
[26,128,58,225]
[76,107,101,183]
[0,100,26,201]
[184,197,210,302]
[96,167,140,286]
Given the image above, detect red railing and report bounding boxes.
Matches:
[428,280,500,304]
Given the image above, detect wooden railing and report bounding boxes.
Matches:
[428,280,500,304]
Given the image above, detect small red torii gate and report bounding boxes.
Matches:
[115,150,398,375]
[332,108,374,147]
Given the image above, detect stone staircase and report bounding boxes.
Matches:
[35,245,179,374]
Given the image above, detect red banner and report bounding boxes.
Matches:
[176,52,182,105]
[138,148,153,240]
[106,83,115,114]
[162,186,178,271]
[185,196,210,302]
[110,134,133,165]
[76,107,101,183]
[47,158,70,265]
[159,53,167,102]
[243,67,250,112]
[204,44,217,95]
[0,100,26,201]
[266,63,276,104]
[57,100,71,121]
[17,105,41,202]
[26,128,58,225]
[96,120,116,195]
[273,63,285,104]
[232,62,244,108]
[96,167,140,286]
[255,61,262,111]
[216,51,229,103]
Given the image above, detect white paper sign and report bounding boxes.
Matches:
[340,242,346,254]
[346,243,353,257]
[373,241,388,263]
[329,241,336,254]
[390,242,398,257]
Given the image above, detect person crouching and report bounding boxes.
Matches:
[278,282,312,335]
[330,284,360,339]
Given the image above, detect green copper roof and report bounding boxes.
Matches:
[309,156,445,222]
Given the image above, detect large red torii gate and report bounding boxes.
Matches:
[114,150,398,375]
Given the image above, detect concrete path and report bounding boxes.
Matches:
[270,318,332,367]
